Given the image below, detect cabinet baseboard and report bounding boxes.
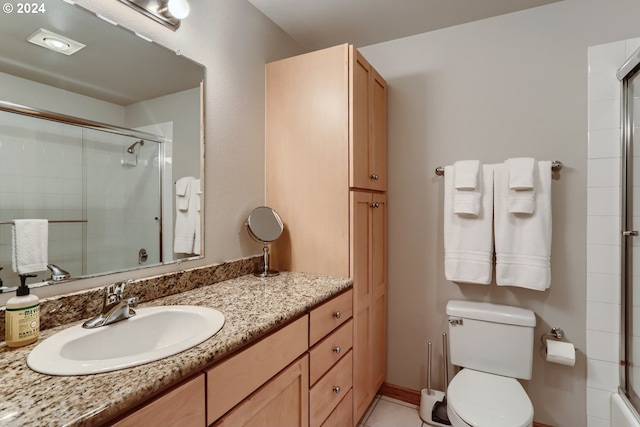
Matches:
[378,382,421,405]
[378,382,553,427]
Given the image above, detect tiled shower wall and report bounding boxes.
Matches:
[586,37,640,427]
[0,113,85,282]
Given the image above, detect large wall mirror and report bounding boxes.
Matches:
[0,0,205,288]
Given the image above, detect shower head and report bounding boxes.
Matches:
[126,139,144,154]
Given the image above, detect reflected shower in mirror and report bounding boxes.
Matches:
[0,0,205,289]
[246,207,284,277]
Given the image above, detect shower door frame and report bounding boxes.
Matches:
[620,50,640,412]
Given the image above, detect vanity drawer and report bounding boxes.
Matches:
[309,289,353,346]
[309,350,353,427]
[309,319,353,385]
[206,315,309,425]
[321,389,353,427]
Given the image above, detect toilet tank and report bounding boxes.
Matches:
[446,300,536,380]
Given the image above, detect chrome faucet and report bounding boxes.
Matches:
[47,264,70,281]
[82,279,138,329]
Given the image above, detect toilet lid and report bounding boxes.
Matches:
[448,369,533,427]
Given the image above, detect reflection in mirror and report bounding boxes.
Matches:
[0,0,205,289]
[246,207,284,277]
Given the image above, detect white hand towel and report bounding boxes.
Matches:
[494,161,552,291]
[174,178,201,255]
[454,160,480,189]
[506,157,536,214]
[175,176,193,211]
[506,157,535,190]
[12,219,49,274]
[453,160,482,216]
[444,164,494,285]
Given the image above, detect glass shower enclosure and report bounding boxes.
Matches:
[0,107,163,286]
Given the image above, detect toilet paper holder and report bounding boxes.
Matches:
[540,326,565,350]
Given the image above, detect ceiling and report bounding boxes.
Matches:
[0,1,203,106]
[248,0,563,51]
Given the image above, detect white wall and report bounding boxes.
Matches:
[0,71,125,125]
[125,88,201,181]
[359,1,640,425]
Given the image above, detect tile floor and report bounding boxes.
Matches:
[358,395,431,427]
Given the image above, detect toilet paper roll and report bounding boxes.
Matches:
[546,340,575,366]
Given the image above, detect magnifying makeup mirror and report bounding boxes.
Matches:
[246,206,284,277]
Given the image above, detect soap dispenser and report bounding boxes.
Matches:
[5,273,40,347]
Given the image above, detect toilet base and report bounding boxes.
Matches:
[419,389,451,427]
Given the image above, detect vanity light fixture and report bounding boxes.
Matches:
[26,28,85,56]
[118,0,190,31]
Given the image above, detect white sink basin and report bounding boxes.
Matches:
[27,305,225,376]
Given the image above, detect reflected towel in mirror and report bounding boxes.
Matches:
[12,219,48,274]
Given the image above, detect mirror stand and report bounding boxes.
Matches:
[256,242,279,277]
[246,206,284,278]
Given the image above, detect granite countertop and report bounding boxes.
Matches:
[0,271,352,427]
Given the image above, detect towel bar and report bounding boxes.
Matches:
[434,160,563,176]
[0,220,87,225]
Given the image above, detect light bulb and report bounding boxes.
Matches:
[43,37,70,51]
[166,0,189,19]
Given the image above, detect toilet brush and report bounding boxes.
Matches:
[431,333,451,425]
[419,336,451,426]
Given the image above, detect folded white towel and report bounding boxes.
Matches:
[508,189,536,214]
[454,160,480,189]
[12,219,49,274]
[506,158,536,214]
[506,157,535,190]
[494,161,552,291]
[174,178,201,255]
[453,161,482,216]
[444,164,494,284]
[175,176,193,211]
[176,177,190,196]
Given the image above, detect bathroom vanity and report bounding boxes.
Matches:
[0,271,352,427]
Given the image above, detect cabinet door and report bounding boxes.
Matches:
[351,191,373,422]
[349,47,387,192]
[370,193,387,391]
[351,192,387,423]
[215,355,309,427]
[206,316,309,424]
[112,374,205,427]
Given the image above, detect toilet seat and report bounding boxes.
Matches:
[447,368,533,427]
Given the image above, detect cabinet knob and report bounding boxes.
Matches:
[333,311,341,319]
[333,385,341,394]
[370,202,380,208]
[370,174,379,180]
[332,346,341,354]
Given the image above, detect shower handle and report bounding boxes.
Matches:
[623,230,638,236]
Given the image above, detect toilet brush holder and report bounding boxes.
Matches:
[419,389,449,427]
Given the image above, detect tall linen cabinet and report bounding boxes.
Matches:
[265,44,388,425]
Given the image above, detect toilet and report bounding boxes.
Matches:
[445,300,536,427]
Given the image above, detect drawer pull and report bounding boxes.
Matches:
[332,346,341,354]
[333,385,341,394]
[333,311,341,319]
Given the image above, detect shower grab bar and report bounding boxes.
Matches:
[434,160,563,176]
[0,220,87,225]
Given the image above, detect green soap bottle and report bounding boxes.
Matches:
[5,274,39,347]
